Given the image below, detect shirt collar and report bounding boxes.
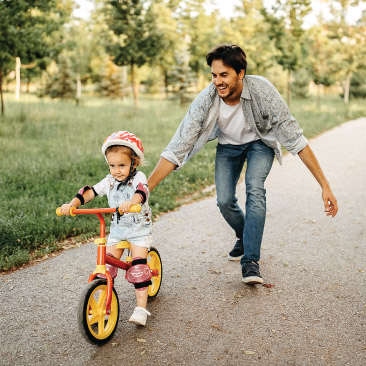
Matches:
[241,77,251,100]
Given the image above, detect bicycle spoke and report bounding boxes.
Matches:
[89,295,98,313]
[96,289,107,308]
[98,318,105,335]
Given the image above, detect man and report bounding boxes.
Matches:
[147,44,338,285]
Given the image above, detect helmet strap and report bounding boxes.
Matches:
[117,158,136,190]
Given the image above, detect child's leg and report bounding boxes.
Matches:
[98,245,124,279]
[131,245,149,308]
[107,244,124,260]
[128,245,151,326]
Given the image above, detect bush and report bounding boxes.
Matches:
[349,71,366,99]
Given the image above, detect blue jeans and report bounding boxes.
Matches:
[215,140,274,265]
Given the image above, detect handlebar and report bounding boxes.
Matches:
[56,205,142,217]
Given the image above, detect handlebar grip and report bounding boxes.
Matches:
[118,204,142,215]
[56,207,77,216]
[70,207,77,216]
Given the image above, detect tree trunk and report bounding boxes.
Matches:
[121,66,127,100]
[344,74,351,104]
[76,72,81,104]
[15,57,21,100]
[0,67,4,115]
[131,62,138,108]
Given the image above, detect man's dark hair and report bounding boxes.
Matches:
[206,45,247,75]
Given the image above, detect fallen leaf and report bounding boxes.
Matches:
[136,338,147,343]
[243,350,256,355]
[211,324,223,331]
[208,268,221,274]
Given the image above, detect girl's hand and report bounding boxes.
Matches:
[60,203,73,216]
[119,201,132,214]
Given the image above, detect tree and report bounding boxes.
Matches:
[167,42,196,104]
[262,0,312,106]
[326,0,366,103]
[176,0,219,89]
[150,0,182,96]
[63,19,107,103]
[0,0,73,114]
[98,59,126,98]
[223,0,278,76]
[38,53,76,99]
[104,0,165,107]
[308,24,339,105]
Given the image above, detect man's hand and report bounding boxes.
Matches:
[298,145,338,218]
[147,157,176,191]
[322,186,338,217]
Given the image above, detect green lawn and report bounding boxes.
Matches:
[1,93,365,270]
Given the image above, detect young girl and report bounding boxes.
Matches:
[60,131,153,326]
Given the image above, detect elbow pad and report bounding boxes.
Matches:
[135,182,149,204]
[74,185,97,205]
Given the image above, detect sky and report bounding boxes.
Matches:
[73,0,366,26]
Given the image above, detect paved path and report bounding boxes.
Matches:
[1,118,365,366]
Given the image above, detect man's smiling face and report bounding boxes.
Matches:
[211,59,244,105]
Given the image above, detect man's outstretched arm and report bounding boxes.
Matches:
[147,157,176,192]
[298,145,338,217]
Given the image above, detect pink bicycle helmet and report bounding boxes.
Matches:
[102,131,144,163]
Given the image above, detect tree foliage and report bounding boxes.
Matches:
[1,0,366,107]
[0,0,73,113]
[104,0,165,106]
[262,0,312,105]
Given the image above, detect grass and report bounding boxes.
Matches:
[1,92,365,270]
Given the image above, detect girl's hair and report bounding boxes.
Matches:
[105,145,141,166]
[206,44,247,75]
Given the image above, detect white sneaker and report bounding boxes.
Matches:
[128,307,151,326]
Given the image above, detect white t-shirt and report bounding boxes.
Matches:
[217,98,258,145]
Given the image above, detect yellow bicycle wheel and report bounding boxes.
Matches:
[147,247,162,299]
[78,279,119,345]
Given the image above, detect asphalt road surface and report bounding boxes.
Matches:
[1,117,365,366]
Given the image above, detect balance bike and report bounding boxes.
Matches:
[56,205,162,345]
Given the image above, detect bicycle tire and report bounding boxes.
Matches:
[78,279,119,345]
[147,247,162,299]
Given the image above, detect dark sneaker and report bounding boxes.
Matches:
[228,240,244,261]
[242,262,263,284]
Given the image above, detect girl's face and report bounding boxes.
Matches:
[106,151,134,182]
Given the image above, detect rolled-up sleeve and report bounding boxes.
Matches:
[268,87,309,155]
[161,104,204,169]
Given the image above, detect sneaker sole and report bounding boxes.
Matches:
[129,319,146,326]
[228,255,242,261]
[242,276,264,285]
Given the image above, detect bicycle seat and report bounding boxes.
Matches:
[116,240,131,250]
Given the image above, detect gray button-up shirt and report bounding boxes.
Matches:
[161,75,309,169]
